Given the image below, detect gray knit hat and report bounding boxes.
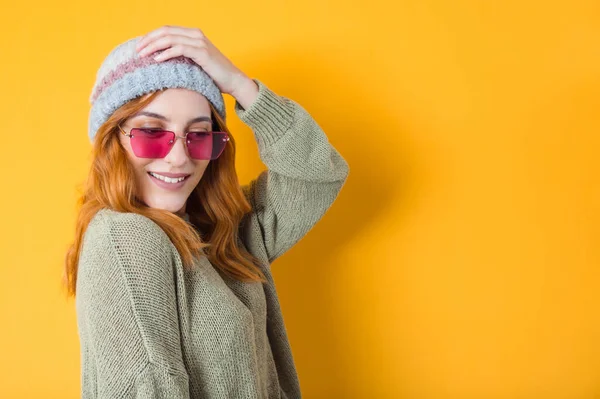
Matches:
[88,35,226,144]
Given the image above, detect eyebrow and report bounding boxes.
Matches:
[131,111,212,125]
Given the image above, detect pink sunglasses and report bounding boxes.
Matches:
[118,124,230,160]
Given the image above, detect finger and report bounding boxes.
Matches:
[136,25,176,51]
[136,25,204,52]
[153,42,207,63]
[139,34,204,58]
[152,45,180,62]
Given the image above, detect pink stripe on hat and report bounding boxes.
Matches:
[91,55,196,103]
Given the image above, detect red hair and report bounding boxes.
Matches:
[62,90,266,298]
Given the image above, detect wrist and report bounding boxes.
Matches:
[230,76,259,110]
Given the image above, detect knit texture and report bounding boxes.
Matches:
[88,36,226,143]
[75,78,350,398]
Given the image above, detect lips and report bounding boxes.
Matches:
[147,172,190,191]
[148,171,191,178]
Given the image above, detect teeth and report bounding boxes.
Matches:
[149,172,187,183]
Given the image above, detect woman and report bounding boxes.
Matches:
[64,25,349,398]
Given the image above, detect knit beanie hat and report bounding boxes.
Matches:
[88,35,226,144]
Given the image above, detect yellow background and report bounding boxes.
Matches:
[1,0,598,397]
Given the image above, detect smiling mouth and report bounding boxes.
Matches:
[147,171,191,183]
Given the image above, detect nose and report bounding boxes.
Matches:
[163,134,190,167]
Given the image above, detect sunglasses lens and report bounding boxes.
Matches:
[187,132,229,160]
[128,129,228,160]
[130,129,172,158]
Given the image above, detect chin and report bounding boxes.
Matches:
[145,197,187,214]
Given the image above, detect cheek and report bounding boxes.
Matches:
[186,161,210,186]
[195,161,210,176]
[128,155,154,181]
[119,138,151,173]
[127,151,149,169]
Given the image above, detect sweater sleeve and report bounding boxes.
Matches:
[76,210,190,398]
[235,79,350,263]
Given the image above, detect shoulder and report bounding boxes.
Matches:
[88,208,167,237]
[80,208,176,278]
[86,208,173,250]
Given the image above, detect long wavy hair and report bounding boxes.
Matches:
[63,90,267,298]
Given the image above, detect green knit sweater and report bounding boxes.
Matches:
[75,78,350,398]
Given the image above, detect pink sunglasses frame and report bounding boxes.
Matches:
[117,123,230,160]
